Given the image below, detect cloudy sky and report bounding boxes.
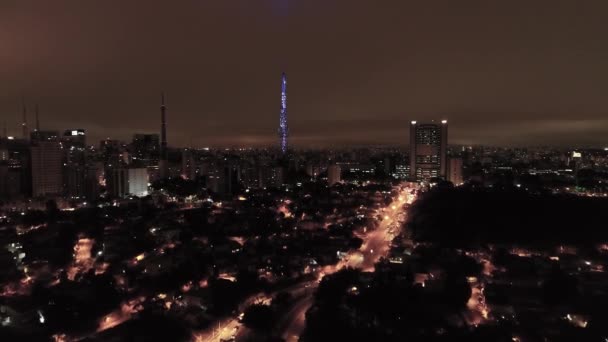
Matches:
[1,0,607,147]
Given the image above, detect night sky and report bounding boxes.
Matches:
[2,0,607,148]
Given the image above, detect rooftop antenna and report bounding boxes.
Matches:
[21,97,29,139]
[35,104,40,131]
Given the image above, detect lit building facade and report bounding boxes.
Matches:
[409,120,448,180]
[393,164,410,180]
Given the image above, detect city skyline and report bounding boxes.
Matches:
[2,1,608,147]
[5,105,608,150]
[2,3,608,341]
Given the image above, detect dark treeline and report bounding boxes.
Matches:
[407,185,608,247]
[300,267,486,342]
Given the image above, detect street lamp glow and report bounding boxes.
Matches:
[37,310,45,324]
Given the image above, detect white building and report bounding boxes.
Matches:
[107,167,149,198]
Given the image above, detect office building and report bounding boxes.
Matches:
[107,167,149,198]
[0,163,9,198]
[84,166,101,200]
[65,165,87,198]
[181,148,197,180]
[0,146,7,161]
[31,141,63,197]
[409,120,448,180]
[132,134,160,166]
[259,166,284,188]
[393,164,410,180]
[100,139,129,167]
[31,130,60,143]
[0,166,21,199]
[2,137,31,197]
[306,164,323,179]
[328,165,341,186]
[448,157,464,185]
[221,163,241,194]
[63,129,86,148]
[63,130,87,167]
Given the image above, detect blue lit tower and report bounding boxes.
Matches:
[278,73,288,154]
[159,92,169,179]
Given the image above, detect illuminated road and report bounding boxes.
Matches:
[193,184,414,342]
[194,281,316,342]
[192,291,270,342]
[276,292,314,342]
[278,184,413,342]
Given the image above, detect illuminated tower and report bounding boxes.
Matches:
[159,92,169,179]
[278,73,288,154]
[21,99,28,139]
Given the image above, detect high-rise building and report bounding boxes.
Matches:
[159,93,169,179]
[305,164,323,179]
[221,163,241,195]
[278,73,288,154]
[409,120,448,181]
[270,166,283,188]
[107,168,127,198]
[31,141,63,197]
[65,165,86,198]
[2,137,32,197]
[0,163,8,198]
[84,165,102,200]
[107,167,149,198]
[181,148,197,180]
[259,166,284,188]
[100,139,129,167]
[31,130,60,143]
[29,104,48,143]
[63,129,86,148]
[132,134,160,166]
[0,146,8,161]
[328,165,341,186]
[240,161,259,189]
[63,129,87,166]
[0,163,21,199]
[393,164,410,180]
[60,130,87,197]
[448,157,464,185]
